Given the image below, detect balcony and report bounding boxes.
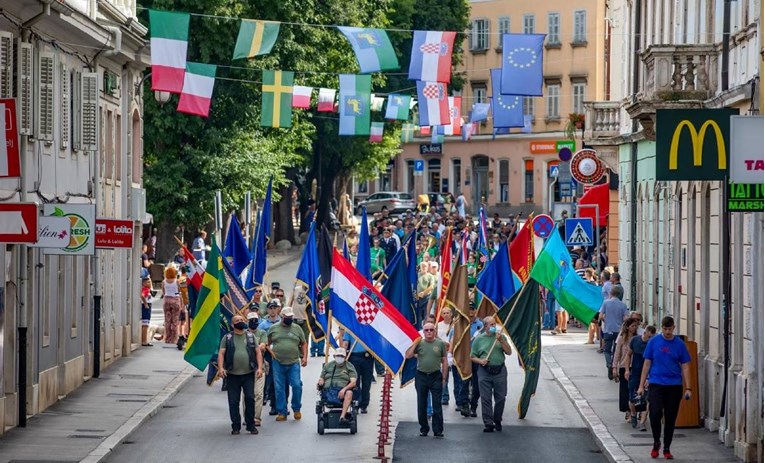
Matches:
[624,44,718,139]
[583,101,621,142]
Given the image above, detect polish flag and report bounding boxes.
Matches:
[317,88,336,112]
[292,85,313,109]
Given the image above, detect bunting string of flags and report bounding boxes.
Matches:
[146,8,545,141]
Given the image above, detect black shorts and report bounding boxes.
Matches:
[141,305,151,325]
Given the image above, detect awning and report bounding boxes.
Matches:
[577,183,609,227]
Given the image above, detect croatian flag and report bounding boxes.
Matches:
[181,245,205,291]
[443,96,462,135]
[330,250,421,374]
[408,31,456,83]
[416,81,450,126]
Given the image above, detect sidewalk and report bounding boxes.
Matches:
[0,248,299,463]
[543,329,740,463]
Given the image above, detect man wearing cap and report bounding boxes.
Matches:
[247,311,269,427]
[260,299,282,415]
[405,321,448,437]
[317,348,358,424]
[217,314,264,435]
[267,306,308,421]
[343,330,373,414]
[470,316,512,433]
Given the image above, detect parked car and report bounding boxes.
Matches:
[356,192,416,214]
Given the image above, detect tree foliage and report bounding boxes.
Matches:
[139,0,470,237]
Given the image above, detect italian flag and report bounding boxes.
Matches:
[292,85,313,109]
[149,10,189,93]
[369,122,384,143]
[177,63,217,117]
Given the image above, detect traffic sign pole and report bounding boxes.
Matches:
[576,204,600,275]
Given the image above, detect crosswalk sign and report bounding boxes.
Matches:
[565,218,593,246]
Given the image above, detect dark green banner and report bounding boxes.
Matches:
[729,183,764,212]
[656,108,739,181]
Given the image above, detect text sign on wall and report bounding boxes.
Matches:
[96,219,134,248]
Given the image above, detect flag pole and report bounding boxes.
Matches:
[484,280,533,359]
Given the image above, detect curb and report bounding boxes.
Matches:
[541,351,634,463]
[81,364,198,463]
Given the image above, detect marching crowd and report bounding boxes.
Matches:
[139,197,694,459]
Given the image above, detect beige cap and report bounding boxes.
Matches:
[333,347,347,357]
[280,306,295,317]
[246,311,258,320]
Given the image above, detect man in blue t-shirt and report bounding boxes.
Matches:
[636,316,692,460]
[599,285,629,379]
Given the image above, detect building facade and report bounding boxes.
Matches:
[385,0,614,227]
[0,0,148,432]
[584,0,763,460]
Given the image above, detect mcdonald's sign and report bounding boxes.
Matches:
[656,108,739,181]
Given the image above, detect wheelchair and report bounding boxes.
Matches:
[315,387,359,435]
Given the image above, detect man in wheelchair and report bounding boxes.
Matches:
[317,347,358,424]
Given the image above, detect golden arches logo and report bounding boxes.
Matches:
[668,120,727,171]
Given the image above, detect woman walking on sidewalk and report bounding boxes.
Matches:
[612,318,639,421]
[636,316,692,460]
[161,266,182,344]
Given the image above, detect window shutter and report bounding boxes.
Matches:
[17,41,33,135]
[36,51,55,142]
[470,21,478,50]
[0,32,13,99]
[72,70,81,151]
[80,72,98,152]
[60,62,70,150]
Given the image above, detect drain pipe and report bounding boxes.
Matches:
[102,26,122,58]
[629,0,642,309]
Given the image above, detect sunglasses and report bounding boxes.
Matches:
[254,290,262,293]
[423,328,435,332]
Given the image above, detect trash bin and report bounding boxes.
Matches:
[676,338,701,428]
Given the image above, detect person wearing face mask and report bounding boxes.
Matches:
[470,316,513,433]
[247,311,269,427]
[217,314,264,435]
[317,347,358,424]
[260,299,282,416]
[267,306,308,422]
[405,322,448,438]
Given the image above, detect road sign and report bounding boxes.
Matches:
[414,159,424,176]
[560,181,573,197]
[570,149,605,184]
[96,219,134,248]
[531,214,555,238]
[549,165,560,177]
[0,203,38,243]
[558,161,572,183]
[558,146,573,162]
[565,218,593,246]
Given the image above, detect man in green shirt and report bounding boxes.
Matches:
[470,316,513,433]
[417,262,436,326]
[247,311,269,427]
[217,314,264,435]
[405,322,447,437]
[317,347,358,423]
[267,307,308,421]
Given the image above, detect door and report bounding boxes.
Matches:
[472,155,489,212]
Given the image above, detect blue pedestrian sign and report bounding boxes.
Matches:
[414,160,425,172]
[549,165,560,177]
[565,218,593,246]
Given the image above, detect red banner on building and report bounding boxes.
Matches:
[95,219,134,248]
[1,99,20,178]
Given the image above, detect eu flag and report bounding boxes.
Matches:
[491,68,524,128]
[470,103,490,122]
[500,34,545,96]
[222,216,251,280]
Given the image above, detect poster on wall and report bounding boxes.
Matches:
[42,204,96,255]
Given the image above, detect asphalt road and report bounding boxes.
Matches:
[107,256,603,463]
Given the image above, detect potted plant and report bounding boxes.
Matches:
[565,113,585,139]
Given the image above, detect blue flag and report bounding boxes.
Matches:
[477,207,491,271]
[357,206,372,282]
[296,222,335,345]
[405,233,418,309]
[470,103,490,122]
[246,177,272,296]
[522,114,533,133]
[476,240,520,310]
[500,34,545,96]
[223,216,252,280]
[380,243,418,386]
[491,69,524,128]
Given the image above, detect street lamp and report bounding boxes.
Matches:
[134,72,173,106]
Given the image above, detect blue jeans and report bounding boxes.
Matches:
[272,361,302,416]
[452,365,466,407]
[602,332,618,369]
[543,293,557,329]
[441,373,450,403]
